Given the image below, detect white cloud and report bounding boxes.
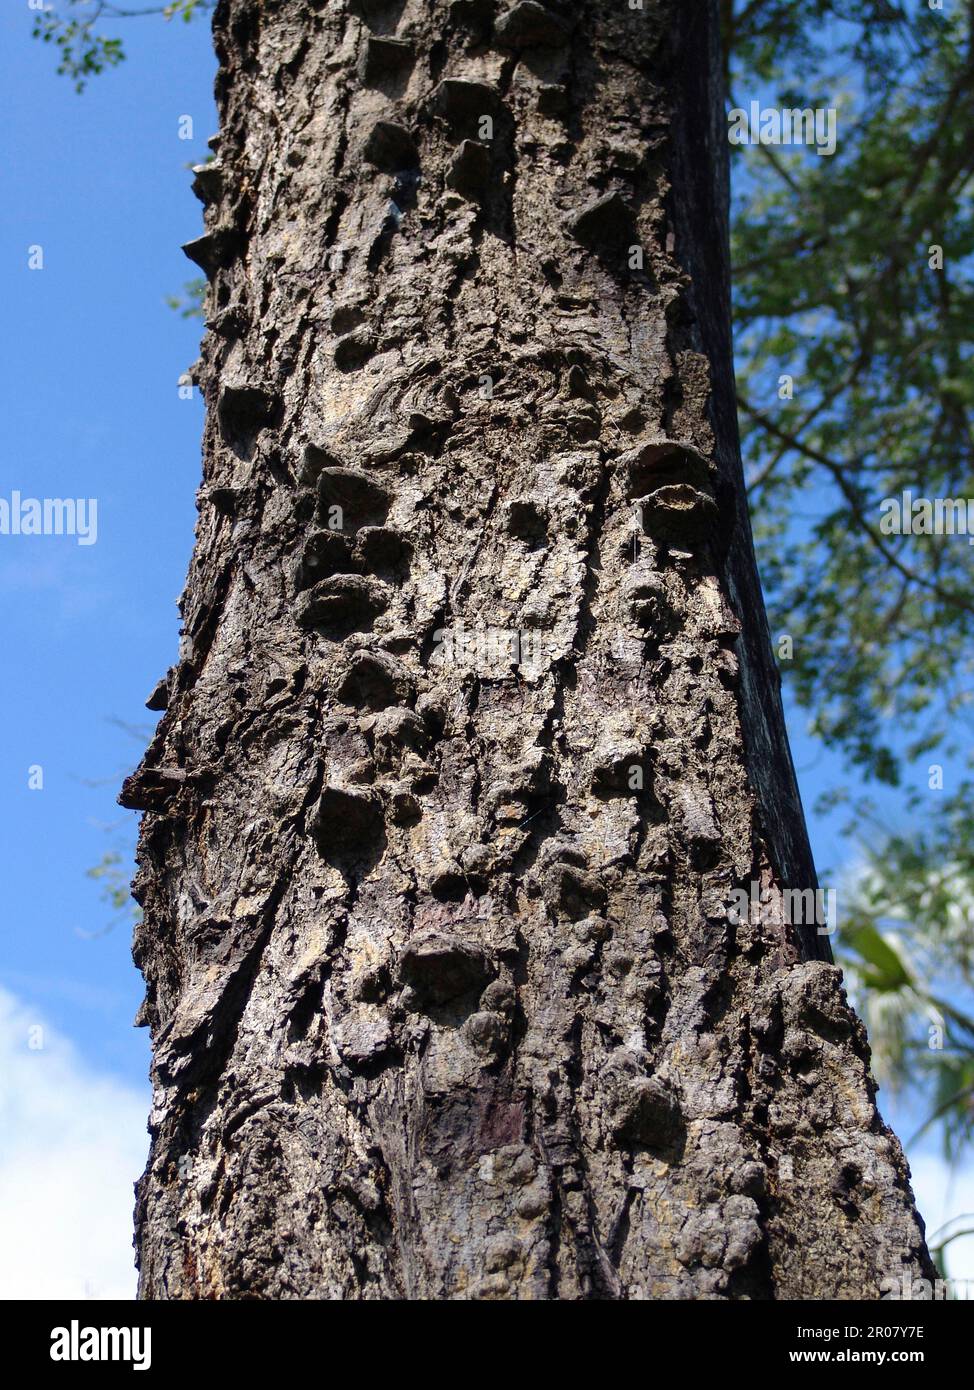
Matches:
[0,986,148,1299]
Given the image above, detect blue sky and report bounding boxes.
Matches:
[0,2,214,1085]
[0,2,968,1296]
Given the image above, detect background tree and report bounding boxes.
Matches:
[729,0,974,1170]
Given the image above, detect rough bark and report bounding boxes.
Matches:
[124,0,934,1299]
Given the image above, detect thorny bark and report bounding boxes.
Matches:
[124,0,934,1298]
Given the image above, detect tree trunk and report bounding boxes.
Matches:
[124,0,934,1299]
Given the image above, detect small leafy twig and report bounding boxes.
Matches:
[31,0,213,92]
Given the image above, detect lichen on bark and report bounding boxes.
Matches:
[124,0,934,1299]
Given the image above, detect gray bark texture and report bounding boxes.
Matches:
[123,0,935,1299]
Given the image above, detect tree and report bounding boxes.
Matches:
[115,0,934,1299]
[42,1,974,1165]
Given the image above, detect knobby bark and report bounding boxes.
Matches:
[123,0,934,1299]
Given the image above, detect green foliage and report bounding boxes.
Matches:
[730,0,974,1159]
[31,0,212,92]
[32,9,124,93]
[87,850,133,914]
[836,807,974,1159]
[732,1,974,785]
[164,277,207,319]
[86,849,141,934]
[163,0,206,18]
